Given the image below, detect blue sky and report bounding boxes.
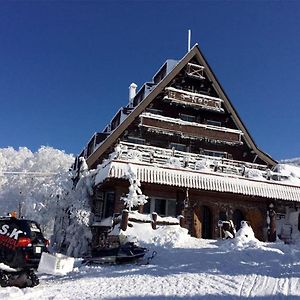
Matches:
[0,1,299,160]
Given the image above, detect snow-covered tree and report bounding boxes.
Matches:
[0,146,74,237]
[121,164,148,212]
[0,146,94,257]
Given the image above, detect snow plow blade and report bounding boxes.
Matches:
[37,252,74,275]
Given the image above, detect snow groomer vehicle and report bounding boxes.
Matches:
[0,213,49,287]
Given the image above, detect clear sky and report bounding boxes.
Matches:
[0,1,299,160]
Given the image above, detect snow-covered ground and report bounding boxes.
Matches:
[1,223,300,300]
[1,149,300,299]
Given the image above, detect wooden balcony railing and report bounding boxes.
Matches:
[139,113,243,145]
[114,141,270,178]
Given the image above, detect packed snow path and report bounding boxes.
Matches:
[1,239,300,299]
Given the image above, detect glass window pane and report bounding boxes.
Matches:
[167,200,176,217]
[155,199,166,216]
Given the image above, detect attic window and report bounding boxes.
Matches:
[186,63,205,80]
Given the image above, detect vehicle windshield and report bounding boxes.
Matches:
[19,220,45,241]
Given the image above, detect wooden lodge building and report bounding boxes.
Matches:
[76,44,300,242]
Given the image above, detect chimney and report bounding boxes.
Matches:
[129,83,137,108]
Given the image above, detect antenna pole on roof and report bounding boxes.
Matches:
[188,29,191,52]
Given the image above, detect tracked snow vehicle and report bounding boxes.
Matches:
[83,236,149,265]
[0,216,48,287]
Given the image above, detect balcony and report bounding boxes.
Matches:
[113,141,270,178]
[164,87,224,112]
[139,113,243,145]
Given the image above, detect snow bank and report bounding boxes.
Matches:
[221,221,271,252]
[119,222,199,248]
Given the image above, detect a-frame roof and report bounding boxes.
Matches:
[87,44,277,168]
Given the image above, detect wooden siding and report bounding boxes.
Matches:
[140,115,242,144]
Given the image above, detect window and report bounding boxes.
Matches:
[104,192,115,218]
[127,136,146,145]
[203,150,227,158]
[94,191,115,219]
[170,143,186,152]
[146,108,163,115]
[179,113,196,122]
[207,120,222,127]
[143,198,176,217]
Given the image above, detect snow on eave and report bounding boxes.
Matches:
[99,160,300,202]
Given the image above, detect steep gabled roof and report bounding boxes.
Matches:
[87,44,276,168]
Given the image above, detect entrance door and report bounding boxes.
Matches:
[233,209,244,231]
[202,205,212,239]
[193,207,202,238]
[193,205,212,239]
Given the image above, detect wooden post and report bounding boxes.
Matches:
[269,206,276,242]
[152,212,157,230]
[121,209,129,231]
[267,203,276,242]
[178,215,185,228]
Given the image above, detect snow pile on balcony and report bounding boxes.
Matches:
[275,163,300,186]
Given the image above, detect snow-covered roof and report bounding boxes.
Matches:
[86,45,277,168]
[95,160,300,202]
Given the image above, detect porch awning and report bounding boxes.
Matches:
[95,160,300,202]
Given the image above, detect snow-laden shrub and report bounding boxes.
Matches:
[121,164,148,212]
